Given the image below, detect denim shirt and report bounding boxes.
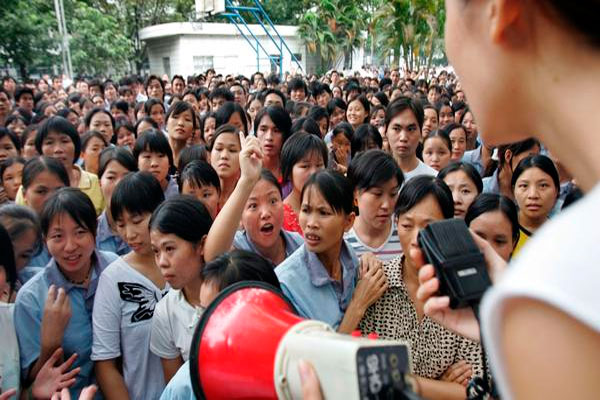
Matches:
[482,169,500,195]
[14,250,118,398]
[164,176,179,199]
[96,211,131,256]
[233,229,303,262]
[275,241,359,329]
[462,146,485,176]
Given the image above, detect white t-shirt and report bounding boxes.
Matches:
[150,289,202,362]
[481,183,600,399]
[92,258,168,400]
[403,160,438,181]
[344,220,404,262]
[0,303,19,397]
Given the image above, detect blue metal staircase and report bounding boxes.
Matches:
[220,0,303,77]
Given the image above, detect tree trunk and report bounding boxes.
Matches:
[18,63,28,80]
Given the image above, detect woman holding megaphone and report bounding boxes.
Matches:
[417,0,600,398]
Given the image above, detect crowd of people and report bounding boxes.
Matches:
[1,0,599,398]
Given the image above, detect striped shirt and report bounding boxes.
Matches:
[344,220,404,262]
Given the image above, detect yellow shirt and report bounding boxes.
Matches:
[512,226,532,257]
[16,165,105,216]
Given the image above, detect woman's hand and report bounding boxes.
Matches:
[32,348,81,399]
[238,131,264,184]
[334,146,349,168]
[0,389,17,400]
[440,360,473,387]
[413,230,508,342]
[352,260,388,314]
[358,252,383,278]
[41,285,72,352]
[50,385,97,400]
[298,360,323,400]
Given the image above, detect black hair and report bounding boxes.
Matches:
[22,156,70,190]
[312,82,332,98]
[373,92,389,107]
[394,175,454,219]
[351,124,383,157]
[215,101,248,134]
[14,87,34,103]
[0,127,21,152]
[134,116,159,135]
[385,96,425,130]
[438,162,484,194]
[292,102,311,119]
[326,98,347,116]
[207,124,241,151]
[201,249,281,290]
[279,132,328,185]
[256,168,282,197]
[331,121,354,143]
[465,193,520,245]
[178,160,221,194]
[511,154,560,191]
[307,105,329,127]
[41,187,97,237]
[56,107,79,120]
[290,117,321,137]
[440,122,467,138]
[266,73,281,86]
[348,149,403,193]
[132,129,174,167]
[35,116,82,163]
[110,171,165,221]
[259,88,287,107]
[166,100,198,131]
[81,131,108,153]
[178,145,209,173]
[562,186,584,210]
[144,98,165,115]
[111,100,129,115]
[0,156,26,181]
[144,75,165,97]
[5,114,28,131]
[484,138,541,177]
[84,107,116,131]
[149,194,213,249]
[301,170,354,215]
[423,129,452,151]
[209,87,234,102]
[20,124,38,149]
[347,95,371,124]
[0,224,16,291]
[200,112,217,140]
[114,118,136,145]
[171,74,185,85]
[98,146,138,179]
[288,78,308,96]
[544,0,600,47]
[0,204,42,265]
[254,106,293,142]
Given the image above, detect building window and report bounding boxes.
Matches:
[162,57,171,77]
[193,56,214,74]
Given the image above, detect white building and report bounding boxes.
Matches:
[139,22,308,78]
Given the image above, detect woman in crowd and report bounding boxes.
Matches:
[14,188,118,398]
[209,124,241,208]
[204,132,302,267]
[345,150,404,262]
[20,125,39,159]
[134,117,159,137]
[276,170,387,333]
[360,176,483,399]
[0,127,19,163]
[253,106,292,182]
[24,116,105,214]
[145,99,166,130]
[442,123,467,162]
[438,101,454,128]
[346,95,370,131]
[200,112,217,145]
[165,101,196,167]
[92,172,167,400]
[465,193,519,262]
[326,98,347,134]
[178,160,220,219]
[133,129,178,199]
[114,119,136,149]
[215,101,248,135]
[438,162,483,218]
[459,108,478,150]
[149,196,213,382]
[422,104,439,138]
[84,108,115,145]
[1,157,25,202]
[511,155,559,256]
[96,147,138,255]
[328,122,353,174]
[281,132,328,235]
[422,130,452,172]
[80,132,108,176]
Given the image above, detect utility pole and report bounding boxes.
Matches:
[54,0,73,79]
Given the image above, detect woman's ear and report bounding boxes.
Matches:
[504,149,513,168]
[197,235,208,260]
[344,212,356,233]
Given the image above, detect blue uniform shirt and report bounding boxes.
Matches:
[276,241,359,329]
[233,229,303,261]
[14,250,118,398]
[96,211,131,256]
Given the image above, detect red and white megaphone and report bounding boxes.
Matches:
[189,281,415,399]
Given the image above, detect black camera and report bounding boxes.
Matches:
[417,219,492,309]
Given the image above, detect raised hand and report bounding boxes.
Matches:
[32,348,80,399]
[238,131,264,184]
[41,285,72,352]
[440,360,473,387]
[352,259,388,313]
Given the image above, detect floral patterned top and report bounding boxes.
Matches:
[283,202,303,236]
